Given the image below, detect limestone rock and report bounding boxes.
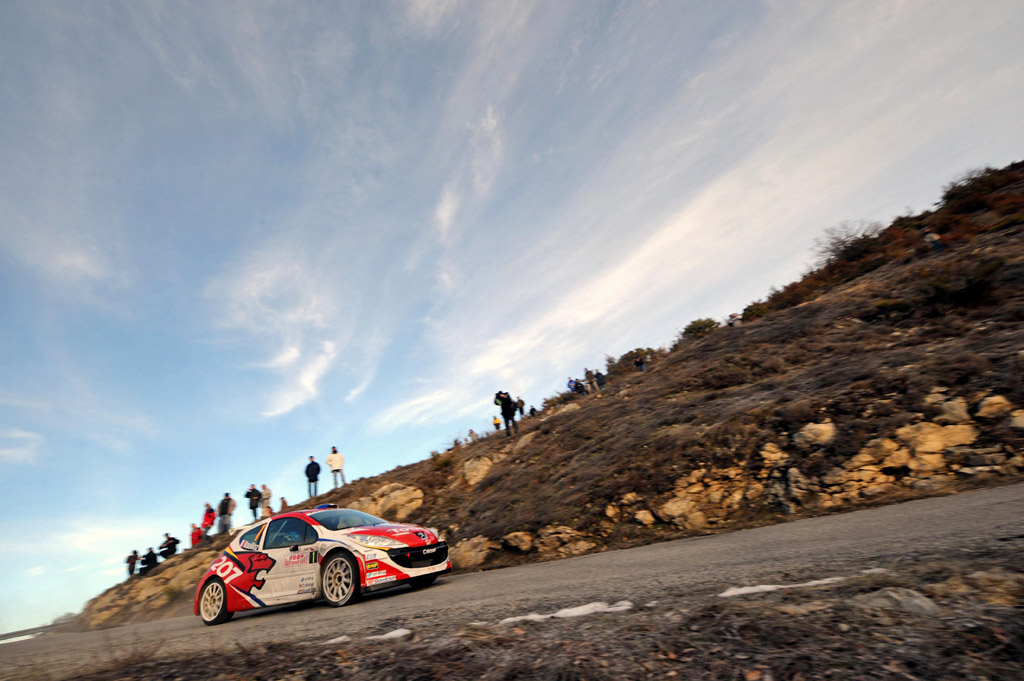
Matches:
[976,395,1013,419]
[1008,409,1024,430]
[844,438,901,470]
[349,483,424,521]
[895,423,978,454]
[850,588,940,616]
[910,475,952,491]
[760,442,789,467]
[605,504,620,520]
[620,492,642,505]
[793,421,836,449]
[502,531,534,553]
[633,510,656,526]
[462,457,493,486]
[512,430,538,453]
[934,397,971,425]
[535,525,594,556]
[450,535,499,569]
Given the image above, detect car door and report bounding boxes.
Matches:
[261,517,320,603]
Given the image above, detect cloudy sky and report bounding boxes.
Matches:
[1,0,1023,633]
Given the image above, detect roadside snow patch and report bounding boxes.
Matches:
[324,635,351,644]
[498,601,633,625]
[366,628,412,640]
[719,577,846,597]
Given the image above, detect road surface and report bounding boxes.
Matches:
[3,482,1022,680]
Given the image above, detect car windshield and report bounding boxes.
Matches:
[310,509,388,530]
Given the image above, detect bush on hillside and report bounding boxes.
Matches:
[682,317,721,339]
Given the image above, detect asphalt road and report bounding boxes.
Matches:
[3,482,1023,680]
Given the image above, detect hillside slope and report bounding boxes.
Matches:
[79,163,1024,629]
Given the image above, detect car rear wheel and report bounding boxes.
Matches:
[409,574,438,589]
[321,553,361,607]
[199,578,233,625]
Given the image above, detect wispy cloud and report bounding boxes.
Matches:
[0,429,43,464]
[24,566,46,578]
[262,340,340,417]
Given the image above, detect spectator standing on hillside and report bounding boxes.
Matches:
[260,484,273,518]
[585,369,598,394]
[516,397,525,416]
[327,446,346,488]
[201,503,216,538]
[244,484,262,521]
[159,533,179,560]
[492,415,501,431]
[727,313,742,328]
[306,456,321,497]
[279,497,288,512]
[528,405,537,417]
[139,548,157,576]
[574,378,586,394]
[217,493,236,534]
[467,428,478,442]
[595,370,606,391]
[190,524,203,547]
[923,228,945,252]
[633,356,646,372]
[567,377,576,392]
[494,390,519,436]
[125,550,139,578]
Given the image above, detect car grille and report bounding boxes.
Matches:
[388,542,448,569]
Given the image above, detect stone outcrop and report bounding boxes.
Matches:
[502,531,534,552]
[895,423,978,454]
[976,395,1014,419]
[793,420,836,449]
[450,535,499,568]
[348,483,424,521]
[534,525,596,556]
[461,457,493,486]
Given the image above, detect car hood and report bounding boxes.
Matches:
[338,523,440,546]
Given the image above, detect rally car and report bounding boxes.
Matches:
[194,506,450,625]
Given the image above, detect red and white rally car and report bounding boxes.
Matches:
[193,506,450,625]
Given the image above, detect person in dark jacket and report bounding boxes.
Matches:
[528,405,538,417]
[158,533,179,560]
[306,456,321,497]
[494,391,518,436]
[595,370,607,390]
[516,396,525,417]
[244,484,262,521]
[125,550,139,578]
[139,548,158,576]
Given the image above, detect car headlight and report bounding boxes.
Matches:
[347,533,408,549]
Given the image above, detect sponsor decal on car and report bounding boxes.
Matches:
[368,575,396,585]
[212,549,276,596]
[367,569,386,578]
[240,540,259,551]
[422,547,436,554]
[285,554,307,567]
[364,551,379,560]
[365,561,379,570]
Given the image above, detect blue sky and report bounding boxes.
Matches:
[2,0,1023,634]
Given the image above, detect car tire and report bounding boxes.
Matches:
[198,577,233,626]
[409,574,438,589]
[321,552,361,607]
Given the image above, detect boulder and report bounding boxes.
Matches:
[535,525,595,555]
[461,457,493,486]
[759,442,789,467]
[976,395,1013,419]
[850,588,940,616]
[793,421,836,449]
[512,431,538,453]
[633,510,656,526]
[620,492,642,505]
[844,438,901,470]
[1008,409,1024,430]
[450,536,499,569]
[349,483,424,521]
[502,531,534,552]
[605,504,620,520]
[895,423,978,454]
[934,397,971,425]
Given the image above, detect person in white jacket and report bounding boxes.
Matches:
[327,446,346,488]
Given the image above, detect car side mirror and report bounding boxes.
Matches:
[289,545,300,552]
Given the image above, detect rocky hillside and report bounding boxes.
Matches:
[78,162,1024,629]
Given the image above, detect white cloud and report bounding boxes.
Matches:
[262,341,340,417]
[0,429,43,464]
[434,185,460,239]
[25,566,46,577]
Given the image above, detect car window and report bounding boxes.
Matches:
[264,518,315,550]
[238,526,262,552]
[303,523,319,545]
[310,509,388,530]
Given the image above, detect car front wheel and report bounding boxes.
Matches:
[199,578,233,625]
[321,553,361,607]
